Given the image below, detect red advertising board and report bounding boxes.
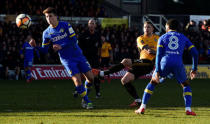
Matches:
[31,65,71,80]
[31,65,153,80]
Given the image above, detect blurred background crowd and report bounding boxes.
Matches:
[0,0,209,79]
[0,0,107,17]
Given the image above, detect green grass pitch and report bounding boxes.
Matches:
[0,79,209,124]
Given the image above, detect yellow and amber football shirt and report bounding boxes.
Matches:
[101,42,112,58]
[136,34,159,61]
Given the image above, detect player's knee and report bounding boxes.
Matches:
[120,59,126,66]
[121,59,132,67]
[181,80,190,87]
[72,76,82,86]
[73,80,82,86]
[121,76,133,85]
[150,79,158,85]
[121,78,127,85]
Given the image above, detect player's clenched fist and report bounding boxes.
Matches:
[190,70,197,80]
[53,44,62,51]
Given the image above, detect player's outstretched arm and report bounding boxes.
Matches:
[155,40,164,74]
[189,46,198,80]
[35,45,48,54]
[189,47,199,72]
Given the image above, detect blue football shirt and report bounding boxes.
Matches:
[42,21,83,63]
[156,31,197,72]
[42,21,91,76]
[21,42,35,61]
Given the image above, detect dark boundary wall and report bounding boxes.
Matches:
[142,0,210,15]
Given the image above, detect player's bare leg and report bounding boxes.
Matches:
[97,58,131,78]
[83,70,95,108]
[83,70,94,94]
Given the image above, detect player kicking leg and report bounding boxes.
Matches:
[95,59,154,107]
[94,59,141,106]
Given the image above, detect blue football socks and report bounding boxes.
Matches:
[183,86,192,108]
[76,85,91,103]
[142,83,155,104]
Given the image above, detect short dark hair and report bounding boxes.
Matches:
[144,21,153,27]
[43,7,57,15]
[166,19,180,31]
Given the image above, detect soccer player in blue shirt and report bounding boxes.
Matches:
[20,35,39,83]
[40,7,94,109]
[135,19,198,116]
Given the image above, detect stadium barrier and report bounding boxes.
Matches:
[185,65,210,79]
[31,65,71,80]
[30,65,152,80]
[30,65,210,80]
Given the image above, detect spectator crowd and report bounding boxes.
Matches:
[0,0,209,80]
[184,20,210,64]
[0,0,107,17]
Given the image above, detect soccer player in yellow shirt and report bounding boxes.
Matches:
[95,21,159,107]
[100,36,112,68]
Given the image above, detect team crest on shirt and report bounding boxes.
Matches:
[59,28,64,33]
[69,27,75,34]
[154,38,157,42]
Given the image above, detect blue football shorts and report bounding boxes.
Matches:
[24,59,33,68]
[61,56,91,77]
[153,63,187,84]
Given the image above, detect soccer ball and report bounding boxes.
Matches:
[16,14,32,29]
